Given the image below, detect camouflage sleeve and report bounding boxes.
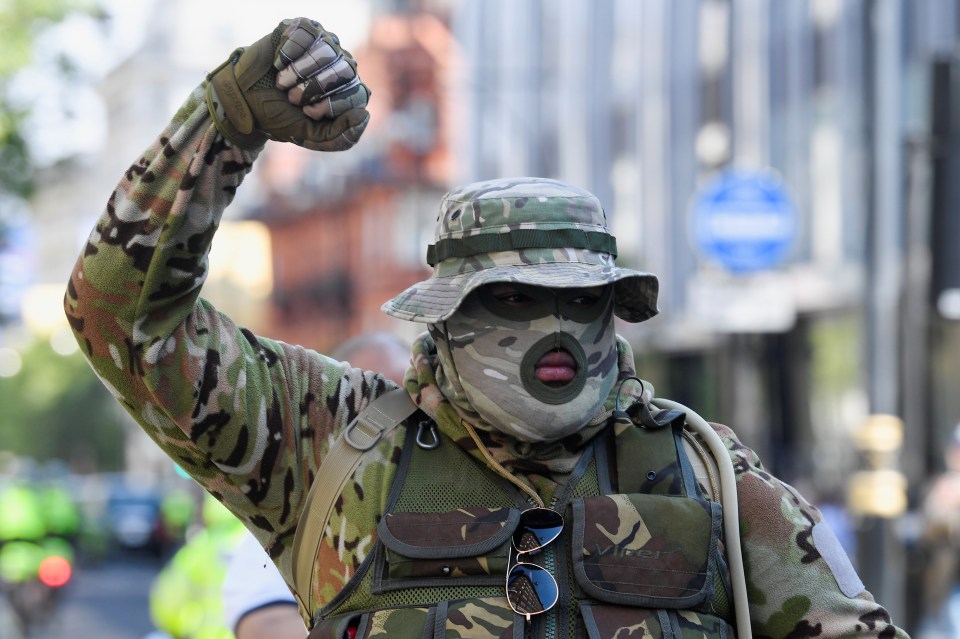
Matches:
[64,82,395,576]
[713,423,909,639]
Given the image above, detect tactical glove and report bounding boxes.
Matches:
[206,17,370,151]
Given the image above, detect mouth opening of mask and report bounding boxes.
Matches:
[519,333,588,404]
[535,349,577,387]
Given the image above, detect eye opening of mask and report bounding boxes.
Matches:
[476,283,612,324]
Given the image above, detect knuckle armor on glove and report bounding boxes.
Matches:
[205,17,371,151]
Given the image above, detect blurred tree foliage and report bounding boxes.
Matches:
[0,0,98,198]
[0,1,123,470]
[0,339,127,471]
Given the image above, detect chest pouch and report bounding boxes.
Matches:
[571,492,721,608]
[364,427,531,596]
[571,409,729,638]
[313,423,530,639]
[373,506,519,591]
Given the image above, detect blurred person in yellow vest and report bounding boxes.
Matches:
[160,480,198,548]
[33,479,78,584]
[222,332,411,639]
[0,479,48,587]
[0,476,75,635]
[37,481,81,545]
[149,493,246,639]
[0,480,46,545]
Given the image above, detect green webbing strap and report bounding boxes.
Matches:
[291,388,418,625]
[614,414,686,496]
[426,229,618,265]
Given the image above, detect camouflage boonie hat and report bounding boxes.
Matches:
[381,177,659,323]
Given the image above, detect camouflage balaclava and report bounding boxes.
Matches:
[429,283,619,442]
[382,177,660,441]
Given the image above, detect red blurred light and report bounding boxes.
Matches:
[38,555,72,587]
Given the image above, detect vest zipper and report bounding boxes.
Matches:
[461,419,554,638]
[544,494,559,639]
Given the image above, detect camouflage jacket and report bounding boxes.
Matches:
[65,83,909,639]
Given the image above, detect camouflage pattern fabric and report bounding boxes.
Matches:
[63,83,399,601]
[573,493,717,603]
[65,81,909,639]
[429,281,620,443]
[409,330,652,478]
[381,177,660,324]
[377,507,515,581]
[579,603,730,639]
[363,599,516,639]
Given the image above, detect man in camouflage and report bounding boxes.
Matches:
[64,16,909,639]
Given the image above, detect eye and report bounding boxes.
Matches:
[490,286,537,307]
[568,293,600,307]
[565,286,607,307]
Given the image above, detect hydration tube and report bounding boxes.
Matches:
[651,397,752,639]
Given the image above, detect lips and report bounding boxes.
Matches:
[535,349,577,385]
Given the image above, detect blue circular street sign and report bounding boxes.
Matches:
[690,170,799,273]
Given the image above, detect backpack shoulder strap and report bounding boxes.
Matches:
[290,387,418,623]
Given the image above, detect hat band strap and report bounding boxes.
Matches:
[427,229,617,266]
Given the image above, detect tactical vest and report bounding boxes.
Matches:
[302,405,735,639]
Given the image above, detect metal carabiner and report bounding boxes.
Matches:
[415,420,440,450]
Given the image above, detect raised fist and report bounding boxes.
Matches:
[206,17,370,151]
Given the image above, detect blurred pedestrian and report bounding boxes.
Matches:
[0,480,46,547]
[149,494,246,639]
[160,483,197,548]
[0,475,71,634]
[37,481,81,546]
[64,14,909,639]
[222,532,303,639]
[919,424,960,638]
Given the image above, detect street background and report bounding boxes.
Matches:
[2,0,960,636]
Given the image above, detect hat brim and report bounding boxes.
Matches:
[381,262,659,324]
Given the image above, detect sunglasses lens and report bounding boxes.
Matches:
[506,563,559,616]
[513,508,564,553]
